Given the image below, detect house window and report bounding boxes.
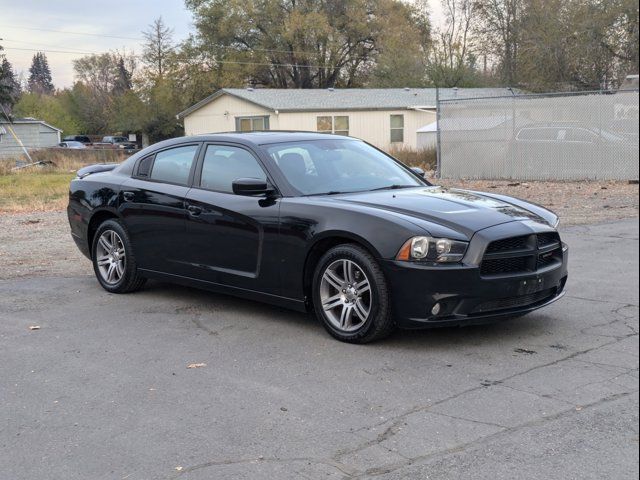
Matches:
[316,116,349,136]
[235,116,270,132]
[317,116,333,133]
[390,115,404,143]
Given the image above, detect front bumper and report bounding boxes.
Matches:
[381,237,569,330]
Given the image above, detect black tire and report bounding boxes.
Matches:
[91,218,146,293]
[312,244,395,343]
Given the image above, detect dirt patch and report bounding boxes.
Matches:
[0,211,90,280]
[438,179,639,226]
[0,181,637,280]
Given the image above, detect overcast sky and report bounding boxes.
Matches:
[0,0,444,88]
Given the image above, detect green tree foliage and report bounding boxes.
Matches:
[9,0,639,142]
[183,0,431,89]
[71,52,136,132]
[28,52,55,94]
[567,0,639,89]
[474,0,523,86]
[142,79,184,140]
[474,0,639,90]
[14,92,82,135]
[368,0,432,87]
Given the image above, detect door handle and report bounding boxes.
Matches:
[187,205,203,216]
[122,191,135,201]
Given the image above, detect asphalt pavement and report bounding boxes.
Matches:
[1,219,638,480]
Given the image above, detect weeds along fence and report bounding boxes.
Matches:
[437,90,639,181]
[387,145,437,172]
[0,149,132,175]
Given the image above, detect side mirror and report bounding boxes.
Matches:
[232,178,275,196]
[410,167,426,178]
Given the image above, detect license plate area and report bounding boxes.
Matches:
[518,276,545,295]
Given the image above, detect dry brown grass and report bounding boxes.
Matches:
[0,149,130,213]
[0,149,129,175]
[387,146,437,171]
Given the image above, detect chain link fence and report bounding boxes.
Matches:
[437,90,639,181]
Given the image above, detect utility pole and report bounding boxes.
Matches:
[435,86,442,179]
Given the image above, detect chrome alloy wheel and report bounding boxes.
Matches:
[319,259,372,332]
[95,230,126,285]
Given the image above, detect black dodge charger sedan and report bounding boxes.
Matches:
[67,132,568,343]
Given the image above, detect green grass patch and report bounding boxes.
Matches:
[0,171,75,213]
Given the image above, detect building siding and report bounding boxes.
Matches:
[0,122,61,159]
[182,93,436,150]
[183,95,272,135]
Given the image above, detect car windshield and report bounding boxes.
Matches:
[264,139,426,195]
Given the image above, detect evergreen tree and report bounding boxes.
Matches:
[28,52,54,94]
[113,57,133,94]
[0,45,20,113]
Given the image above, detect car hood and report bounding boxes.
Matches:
[334,186,555,238]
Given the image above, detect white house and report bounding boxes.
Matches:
[177,88,511,151]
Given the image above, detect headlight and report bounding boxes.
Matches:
[396,236,468,263]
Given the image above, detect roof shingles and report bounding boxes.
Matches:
[178,87,514,118]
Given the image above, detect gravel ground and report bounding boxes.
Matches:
[439,179,639,226]
[0,211,89,280]
[0,181,637,280]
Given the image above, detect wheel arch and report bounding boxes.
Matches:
[302,231,382,307]
[87,208,122,255]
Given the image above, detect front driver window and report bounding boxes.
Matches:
[200,145,267,193]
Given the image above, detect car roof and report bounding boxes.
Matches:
[180,131,356,147]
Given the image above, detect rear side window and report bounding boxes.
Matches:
[137,155,154,177]
[149,145,199,185]
[200,145,266,193]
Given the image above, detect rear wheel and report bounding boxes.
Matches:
[91,219,146,293]
[312,244,395,343]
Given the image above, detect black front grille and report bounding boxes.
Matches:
[537,232,561,248]
[481,256,531,275]
[486,235,530,253]
[481,232,563,276]
[538,248,562,269]
[472,288,557,314]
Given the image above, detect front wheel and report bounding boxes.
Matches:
[92,219,146,293]
[312,244,395,343]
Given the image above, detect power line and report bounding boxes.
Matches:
[2,46,339,69]
[0,24,141,41]
[1,38,104,55]
[3,46,103,55]
[1,23,327,56]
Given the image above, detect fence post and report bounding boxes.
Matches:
[436,87,442,179]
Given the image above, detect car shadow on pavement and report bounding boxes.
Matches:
[385,314,555,351]
[138,280,556,349]
[139,279,317,324]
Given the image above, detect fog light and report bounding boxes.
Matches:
[431,303,442,316]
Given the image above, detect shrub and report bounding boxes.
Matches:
[386,146,437,172]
